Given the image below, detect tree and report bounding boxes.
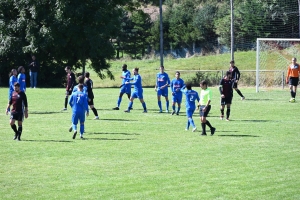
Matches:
[0,0,129,86]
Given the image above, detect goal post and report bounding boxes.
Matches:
[256,38,300,92]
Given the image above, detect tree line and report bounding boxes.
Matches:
[0,0,298,86]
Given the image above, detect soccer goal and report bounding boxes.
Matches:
[256,38,300,92]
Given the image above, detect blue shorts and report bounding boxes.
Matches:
[172,92,183,104]
[131,89,143,99]
[71,112,86,125]
[157,88,168,97]
[186,108,196,118]
[120,85,131,94]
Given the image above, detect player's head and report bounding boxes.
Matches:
[200,80,208,89]
[84,72,90,78]
[65,66,71,73]
[175,71,180,79]
[292,57,297,63]
[133,67,139,75]
[160,65,164,72]
[32,55,36,60]
[226,71,232,79]
[186,82,192,90]
[230,60,235,67]
[122,64,127,71]
[9,69,17,77]
[18,66,24,73]
[77,75,84,84]
[14,82,20,92]
[77,84,83,91]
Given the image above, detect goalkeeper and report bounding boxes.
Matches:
[229,60,245,100]
[286,57,300,102]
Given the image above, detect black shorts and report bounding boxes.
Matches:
[232,82,238,89]
[88,98,94,105]
[10,112,24,121]
[199,105,211,117]
[221,96,232,105]
[289,77,299,86]
[66,90,72,95]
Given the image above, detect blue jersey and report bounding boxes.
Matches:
[8,75,17,99]
[122,70,131,85]
[72,84,88,95]
[126,74,143,92]
[182,89,200,110]
[17,73,26,92]
[156,72,170,88]
[170,78,185,94]
[69,91,89,114]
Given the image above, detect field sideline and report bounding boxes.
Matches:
[0,87,299,199]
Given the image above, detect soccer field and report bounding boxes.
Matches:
[0,87,299,199]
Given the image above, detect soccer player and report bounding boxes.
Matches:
[6,82,28,141]
[170,71,185,115]
[181,83,200,132]
[198,80,216,136]
[155,66,170,113]
[62,66,76,111]
[8,69,18,100]
[229,60,245,100]
[123,68,147,113]
[69,84,89,139]
[113,64,131,110]
[17,66,26,92]
[286,57,300,102]
[85,72,99,119]
[219,71,234,121]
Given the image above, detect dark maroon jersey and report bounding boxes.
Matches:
[219,78,233,96]
[9,91,28,114]
[66,72,76,90]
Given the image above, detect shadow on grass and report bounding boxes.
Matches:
[30,111,67,114]
[89,132,140,136]
[22,139,73,142]
[100,119,137,121]
[217,134,260,137]
[81,138,136,141]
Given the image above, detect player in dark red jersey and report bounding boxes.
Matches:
[84,72,99,119]
[229,60,245,100]
[62,66,76,111]
[219,71,234,121]
[6,82,28,141]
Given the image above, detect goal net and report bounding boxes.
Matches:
[256,38,300,92]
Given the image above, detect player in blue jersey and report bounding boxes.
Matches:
[170,71,185,115]
[181,83,200,132]
[155,66,170,113]
[123,68,147,113]
[17,66,26,92]
[69,75,89,132]
[199,80,216,136]
[8,69,18,100]
[113,64,131,110]
[219,71,234,121]
[69,84,89,139]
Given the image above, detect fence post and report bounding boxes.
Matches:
[282,71,284,89]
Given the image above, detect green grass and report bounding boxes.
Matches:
[1,87,299,199]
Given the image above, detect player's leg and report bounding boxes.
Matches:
[30,71,33,88]
[89,99,99,119]
[187,109,196,132]
[10,117,18,140]
[171,95,176,115]
[176,94,182,115]
[226,104,231,121]
[79,113,85,139]
[63,91,70,110]
[138,92,147,113]
[185,109,190,130]
[164,91,169,112]
[234,83,245,100]
[72,113,78,139]
[113,91,124,110]
[125,93,135,112]
[157,91,162,112]
[17,119,23,141]
[220,97,225,119]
